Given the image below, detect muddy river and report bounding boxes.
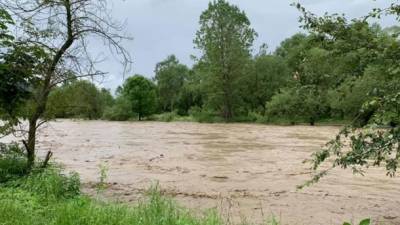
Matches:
[14,120,400,224]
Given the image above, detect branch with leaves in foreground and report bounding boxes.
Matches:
[295,2,400,188]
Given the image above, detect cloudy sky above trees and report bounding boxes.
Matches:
[93,0,396,91]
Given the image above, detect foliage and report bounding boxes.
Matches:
[327,70,385,119]
[243,54,290,114]
[0,165,226,225]
[47,80,111,119]
[154,55,190,113]
[96,163,108,193]
[295,1,400,183]
[121,75,157,121]
[266,86,326,125]
[152,111,180,122]
[6,168,81,201]
[0,143,27,183]
[0,0,132,168]
[0,45,45,118]
[343,218,371,225]
[194,0,257,120]
[102,96,133,121]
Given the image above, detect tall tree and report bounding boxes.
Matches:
[0,0,131,168]
[122,75,157,121]
[194,0,257,120]
[154,55,189,112]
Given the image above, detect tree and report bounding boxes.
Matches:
[102,96,131,121]
[194,0,257,120]
[294,2,400,186]
[122,75,157,121]
[0,0,131,169]
[99,88,115,111]
[47,80,110,119]
[327,67,386,119]
[244,54,290,114]
[154,55,189,112]
[275,33,310,75]
[266,85,326,125]
[177,68,205,115]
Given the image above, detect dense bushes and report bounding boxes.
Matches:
[266,86,327,125]
[0,143,27,183]
[47,80,114,120]
[102,96,135,121]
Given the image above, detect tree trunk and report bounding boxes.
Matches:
[26,117,38,170]
[22,0,75,170]
[223,87,233,121]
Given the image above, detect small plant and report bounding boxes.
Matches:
[343,218,371,225]
[96,163,108,193]
[266,216,281,225]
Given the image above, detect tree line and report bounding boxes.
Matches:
[39,0,399,126]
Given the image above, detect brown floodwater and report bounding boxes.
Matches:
[4,120,400,225]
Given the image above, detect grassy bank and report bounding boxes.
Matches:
[0,166,224,225]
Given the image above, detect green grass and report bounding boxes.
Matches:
[0,186,224,225]
[0,165,225,225]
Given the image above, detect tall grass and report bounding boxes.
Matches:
[0,146,229,225]
[0,164,285,225]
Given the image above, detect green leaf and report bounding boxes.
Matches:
[359,218,370,225]
[343,222,352,225]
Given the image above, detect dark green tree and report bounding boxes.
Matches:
[194,0,257,120]
[47,80,110,119]
[275,33,310,75]
[154,55,189,112]
[244,53,290,115]
[122,75,157,121]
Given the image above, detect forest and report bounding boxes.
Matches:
[0,0,399,225]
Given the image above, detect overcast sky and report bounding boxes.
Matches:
[93,0,397,91]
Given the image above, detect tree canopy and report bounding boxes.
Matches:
[122,75,157,121]
[194,0,257,120]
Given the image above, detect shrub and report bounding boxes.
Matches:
[102,97,133,121]
[153,111,178,122]
[0,143,28,183]
[0,181,223,225]
[189,107,223,123]
[266,86,328,125]
[6,167,80,201]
